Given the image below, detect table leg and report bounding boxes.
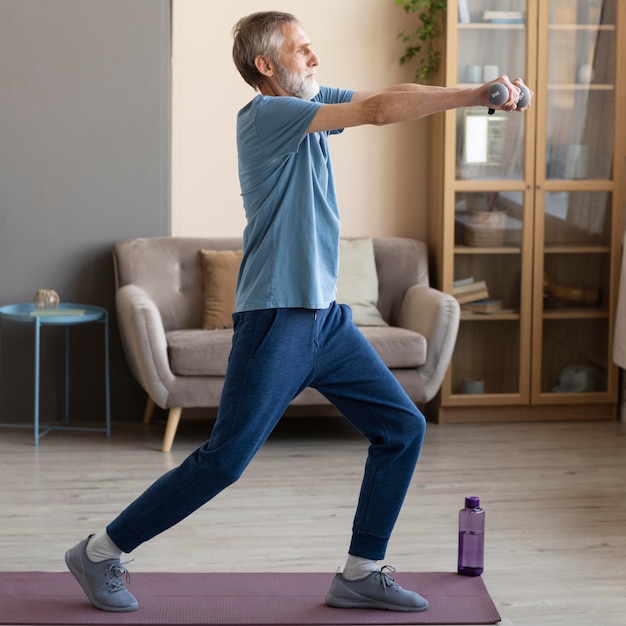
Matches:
[64,326,70,425]
[0,317,2,417]
[104,315,111,438]
[34,318,41,446]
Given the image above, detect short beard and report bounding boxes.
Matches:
[274,65,320,100]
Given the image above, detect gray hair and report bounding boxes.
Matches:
[232,11,299,90]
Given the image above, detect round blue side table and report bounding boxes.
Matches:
[0,303,111,445]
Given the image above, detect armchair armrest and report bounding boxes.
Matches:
[396,285,460,402]
[116,284,173,408]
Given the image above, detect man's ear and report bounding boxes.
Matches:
[254,55,274,77]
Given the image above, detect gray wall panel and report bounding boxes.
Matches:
[0,0,170,427]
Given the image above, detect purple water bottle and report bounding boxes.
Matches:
[457,496,484,576]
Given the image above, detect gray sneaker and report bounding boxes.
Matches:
[65,534,139,612]
[325,565,428,612]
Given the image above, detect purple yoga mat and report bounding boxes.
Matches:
[0,571,501,625]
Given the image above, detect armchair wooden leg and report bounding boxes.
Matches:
[161,407,183,453]
[143,396,156,424]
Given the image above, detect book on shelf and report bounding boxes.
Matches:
[30,308,86,317]
[482,10,525,23]
[455,288,490,304]
[452,279,487,295]
[458,0,470,23]
[453,279,490,304]
[453,276,474,288]
[452,276,474,289]
[462,298,503,314]
[482,10,524,20]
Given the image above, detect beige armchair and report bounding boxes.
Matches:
[113,236,460,452]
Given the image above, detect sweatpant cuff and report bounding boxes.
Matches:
[106,522,143,555]
[349,531,389,561]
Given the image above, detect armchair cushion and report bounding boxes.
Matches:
[200,249,243,330]
[359,326,426,368]
[167,325,425,377]
[336,238,388,327]
[168,328,234,376]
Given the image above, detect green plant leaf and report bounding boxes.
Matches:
[395,0,446,84]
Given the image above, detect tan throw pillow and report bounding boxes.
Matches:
[336,238,388,327]
[200,249,243,330]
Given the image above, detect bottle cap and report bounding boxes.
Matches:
[465,496,480,508]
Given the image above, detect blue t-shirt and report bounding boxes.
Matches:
[235,86,354,312]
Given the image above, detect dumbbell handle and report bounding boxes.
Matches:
[487,83,531,114]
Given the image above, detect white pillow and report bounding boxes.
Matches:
[336,238,388,327]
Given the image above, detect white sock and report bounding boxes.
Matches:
[86,531,122,562]
[342,554,379,581]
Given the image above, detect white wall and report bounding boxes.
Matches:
[172,0,431,239]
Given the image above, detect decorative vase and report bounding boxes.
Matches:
[33,289,60,309]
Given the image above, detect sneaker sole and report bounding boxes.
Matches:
[326,593,428,612]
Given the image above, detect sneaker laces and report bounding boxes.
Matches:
[103,560,133,592]
[377,565,401,596]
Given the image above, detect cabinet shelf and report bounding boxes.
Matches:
[545,245,611,254]
[548,24,615,32]
[455,246,521,255]
[458,23,525,30]
[548,84,614,91]
[542,307,609,320]
[460,310,519,321]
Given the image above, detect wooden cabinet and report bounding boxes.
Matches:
[428,0,625,422]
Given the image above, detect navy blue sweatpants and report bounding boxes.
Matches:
[107,302,426,561]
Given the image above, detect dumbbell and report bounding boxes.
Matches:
[487,83,531,114]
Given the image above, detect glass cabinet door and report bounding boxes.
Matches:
[452,191,526,398]
[534,0,617,400]
[448,0,532,403]
[455,0,528,181]
[545,0,615,181]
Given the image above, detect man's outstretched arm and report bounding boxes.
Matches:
[306,75,531,134]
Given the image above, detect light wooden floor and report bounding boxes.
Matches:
[1,414,625,625]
